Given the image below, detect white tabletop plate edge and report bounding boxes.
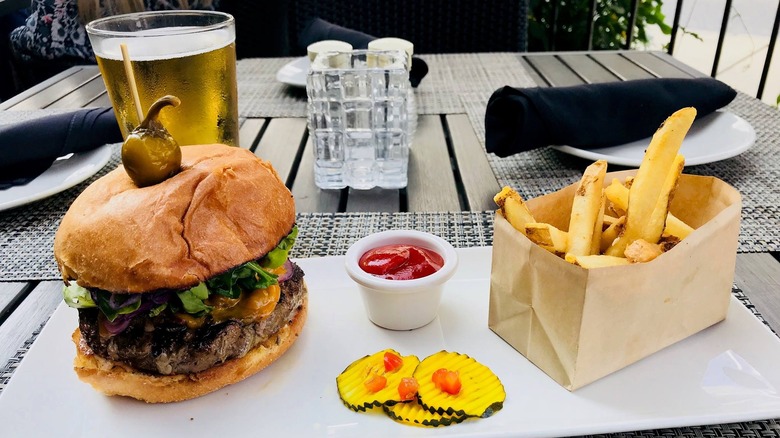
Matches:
[276,56,309,88]
[0,144,113,212]
[551,111,756,167]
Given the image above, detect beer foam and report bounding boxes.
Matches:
[92,28,234,61]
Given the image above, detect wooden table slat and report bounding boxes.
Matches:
[47,75,109,109]
[589,52,657,81]
[523,54,585,87]
[517,56,549,87]
[651,52,709,78]
[446,114,501,211]
[558,54,621,84]
[292,139,341,213]
[407,115,461,212]
[87,92,112,108]
[0,282,62,371]
[735,253,780,332]
[621,52,696,79]
[0,66,85,110]
[238,118,266,150]
[346,188,400,212]
[0,283,28,325]
[254,118,307,186]
[4,67,101,111]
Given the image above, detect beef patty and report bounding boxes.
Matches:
[78,263,306,375]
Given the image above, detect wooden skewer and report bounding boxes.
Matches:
[120,43,144,123]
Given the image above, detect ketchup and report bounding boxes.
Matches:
[359,244,444,280]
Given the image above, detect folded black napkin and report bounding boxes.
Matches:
[484,78,737,158]
[298,18,429,87]
[0,107,122,189]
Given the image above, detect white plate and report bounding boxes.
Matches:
[552,111,756,167]
[276,56,310,88]
[0,144,113,212]
[3,247,780,437]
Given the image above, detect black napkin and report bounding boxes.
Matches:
[0,107,122,189]
[484,77,737,158]
[298,18,429,87]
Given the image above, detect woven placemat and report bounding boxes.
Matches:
[236,53,535,118]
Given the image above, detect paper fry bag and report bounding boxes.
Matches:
[488,172,741,390]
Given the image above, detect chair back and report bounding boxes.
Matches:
[288,0,529,54]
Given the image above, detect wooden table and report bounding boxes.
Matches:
[2,50,780,436]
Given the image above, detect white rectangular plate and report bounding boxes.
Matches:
[2,247,780,437]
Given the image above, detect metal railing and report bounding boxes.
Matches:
[548,0,780,100]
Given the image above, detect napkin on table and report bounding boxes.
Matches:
[484,77,738,158]
[0,107,122,189]
[298,18,429,87]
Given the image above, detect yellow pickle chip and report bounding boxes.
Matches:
[415,350,505,418]
[336,349,420,412]
[383,399,466,427]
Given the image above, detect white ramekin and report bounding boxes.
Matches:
[344,230,458,330]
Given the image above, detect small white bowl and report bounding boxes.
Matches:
[345,230,458,330]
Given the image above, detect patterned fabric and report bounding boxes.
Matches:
[9,0,217,63]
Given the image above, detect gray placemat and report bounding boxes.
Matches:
[236,53,535,118]
[0,144,122,282]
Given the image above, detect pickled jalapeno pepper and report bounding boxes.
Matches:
[122,95,182,187]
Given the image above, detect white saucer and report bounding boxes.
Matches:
[0,144,113,212]
[551,111,756,167]
[276,56,309,88]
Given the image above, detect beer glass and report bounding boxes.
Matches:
[86,11,239,146]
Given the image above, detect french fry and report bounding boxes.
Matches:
[525,223,568,255]
[494,186,535,235]
[644,154,685,244]
[606,107,696,257]
[604,178,628,217]
[600,215,625,253]
[602,214,621,227]
[624,239,664,263]
[567,160,608,256]
[590,193,606,255]
[564,254,631,268]
[605,177,694,240]
[662,215,694,240]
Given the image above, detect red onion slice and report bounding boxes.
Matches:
[278,260,294,282]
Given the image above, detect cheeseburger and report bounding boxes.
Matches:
[53,144,306,403]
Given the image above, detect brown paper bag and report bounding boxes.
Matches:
[488,171,742,390]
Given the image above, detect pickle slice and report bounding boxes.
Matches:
[415,350,505,418]
[336,349,420,412]
[383,399,466,427]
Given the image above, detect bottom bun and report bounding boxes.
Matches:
[72,289,308,403]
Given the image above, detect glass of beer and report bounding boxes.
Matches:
[86,11,239,146]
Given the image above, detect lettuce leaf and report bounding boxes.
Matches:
[176,283,213,316]
[63,284,96,309]
[93,290,142,322]
[61,226,298,321]
[207,260,278,298]
[261,225,298,269]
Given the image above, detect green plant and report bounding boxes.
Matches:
[528,0,671,51]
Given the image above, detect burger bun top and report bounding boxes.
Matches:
[54,144,295,293]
